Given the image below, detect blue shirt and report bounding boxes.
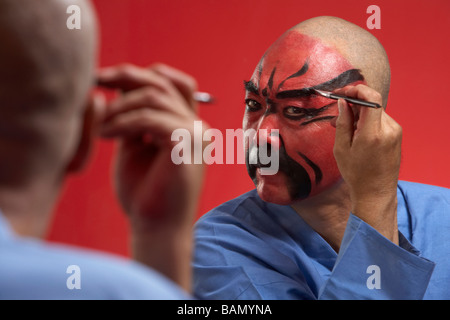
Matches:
[0,212,189,300]
[193,181,450,299]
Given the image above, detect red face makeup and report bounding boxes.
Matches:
[243,31,365,204]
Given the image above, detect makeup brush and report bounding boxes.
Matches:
[312,89,381,109]
[193,92,216,104]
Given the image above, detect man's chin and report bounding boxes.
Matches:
[254,170,296,205]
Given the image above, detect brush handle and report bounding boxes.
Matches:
[329,93,382,109]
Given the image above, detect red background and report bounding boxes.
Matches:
[47,0,450,257]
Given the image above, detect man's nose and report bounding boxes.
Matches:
[256,115,280,149]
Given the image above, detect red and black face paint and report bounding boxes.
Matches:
[243,31,365,204]
[246,135,316,200]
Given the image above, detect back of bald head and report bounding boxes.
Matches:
[0,0,97,115]
[0,0,98,186]
[291,16,391,107]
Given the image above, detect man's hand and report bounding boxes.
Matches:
[97,63,207,292]
[333,84,402,245]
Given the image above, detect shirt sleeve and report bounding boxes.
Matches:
[318,214,435,300]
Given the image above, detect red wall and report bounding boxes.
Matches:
[47,0,450,257]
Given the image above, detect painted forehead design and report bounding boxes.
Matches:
[244,68,364,98]
[244,32,365,99]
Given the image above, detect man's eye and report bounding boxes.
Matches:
[284,106,308,118]
[245,99,262,112]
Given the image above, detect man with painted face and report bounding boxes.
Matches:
[193,16,450,299]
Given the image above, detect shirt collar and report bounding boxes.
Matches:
[264,200,338,268]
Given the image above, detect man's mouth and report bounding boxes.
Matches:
[251,161,273,169]
[246,135,312,201]
[247,144,275,169]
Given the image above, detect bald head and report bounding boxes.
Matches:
[0,0,97,110]
[289,16,390,107]
[0,0,98,186]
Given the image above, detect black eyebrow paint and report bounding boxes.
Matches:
[276,69,364,99]
[313,69,364,92]
[244,80,259,95]
[277,59,310,91]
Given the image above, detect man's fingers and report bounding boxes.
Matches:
[335,84,383,135]
[151,63,198,111]
[380,110,403,149]
[356,104,383,135]
[341,84,382,105]
[332,85,354,96]
[334,99,354,149]
[100,107,185,141]
[97,64,177,95]
[102,86,189,121]
[97,63,199,119]
[97,63,199,112]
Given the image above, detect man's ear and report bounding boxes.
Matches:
[66,92,106,173]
